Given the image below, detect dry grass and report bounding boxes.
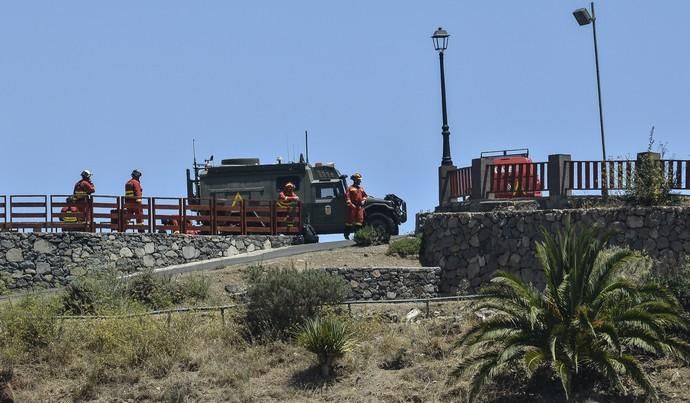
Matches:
[3,300,689,402]
[3,245,689,402]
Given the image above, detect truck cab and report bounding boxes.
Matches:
[186,157,406,238]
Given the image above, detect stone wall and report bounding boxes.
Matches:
[0,232,295,291]
[324,267,440,300]
[420,207,690,294]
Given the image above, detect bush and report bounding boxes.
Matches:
[244,266,348,340]
[626,130,673,206]
[61,271,210,314]
[654,264,690,312]
[354,225,389,246]
[386,236,421,257]
[453,223,690,402]
[0,296,61,351]
[296,316,356,377]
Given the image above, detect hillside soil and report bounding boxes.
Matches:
[6,244,690,403]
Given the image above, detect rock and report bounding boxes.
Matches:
[33,239,55,254]
[226,245,239,256]
[36,262,51,274]
[144,242,155,254]
[0,382,14,403]
[224,284,244,295]
[119,247,134,258]
[626,216,644,228]
[143,255,156,267]
[5,249,23,263]
[182,245,197,260]
[405,308,421,323]
[386,291,397,300]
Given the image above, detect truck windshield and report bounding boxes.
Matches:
[316,184,342,199]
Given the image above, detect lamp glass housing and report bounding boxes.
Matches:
[573,8,593,26]
[432,27,449,51]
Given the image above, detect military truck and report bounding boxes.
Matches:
[186,157,407,240]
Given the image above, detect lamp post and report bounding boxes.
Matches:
[573,2,608,197]
[432,27,453,167]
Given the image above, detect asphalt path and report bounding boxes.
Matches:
[150,239,356,276]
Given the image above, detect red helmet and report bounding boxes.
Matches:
[350,173,362,180]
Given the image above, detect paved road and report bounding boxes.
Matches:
[152,239,356,276]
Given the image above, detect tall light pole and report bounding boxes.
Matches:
[432,27,453,167]
[573,2,608,197]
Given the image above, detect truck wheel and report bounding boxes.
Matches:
[366,213,394,239]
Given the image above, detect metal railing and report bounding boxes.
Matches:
[444,156,690,202]
[0,194,302,236]
[447,166,472,199]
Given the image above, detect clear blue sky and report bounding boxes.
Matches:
[2,1,689,234]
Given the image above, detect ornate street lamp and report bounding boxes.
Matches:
[432,27,453,167]
[573,3,608,197]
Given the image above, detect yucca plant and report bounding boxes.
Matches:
[296,316,357,377]
[453,223,690,402]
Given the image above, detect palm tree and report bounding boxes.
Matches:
[452,223,689,402]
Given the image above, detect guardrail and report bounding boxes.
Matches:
[53,294,485,325]
[443,153,690,204]
[447,166,472,199]
[0,194,302,236]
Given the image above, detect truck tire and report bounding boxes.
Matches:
[366,213,395,239]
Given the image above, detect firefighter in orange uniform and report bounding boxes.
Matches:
[60,197,80,228]
[344,173,367,239]
[277,182,299,229]
[73,170,96,224]
[125,169,144,226]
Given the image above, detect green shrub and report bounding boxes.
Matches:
[296,316,356,377]
[0,296,61,351]
[126,272,210,310]
[0,273,10,295]
[453,223,690,402]
[386,236,421,257]
[178,274,211,302]
[626,131,673,206]
[654,263,690,312]
[61,271,210,314]
[354,225,389,246]
[244,266,348,340]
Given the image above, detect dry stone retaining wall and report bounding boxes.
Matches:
[0,232,295,291]
[324,267,440,300]
[420,206,690,294]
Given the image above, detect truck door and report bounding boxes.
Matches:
[309,183,346,234]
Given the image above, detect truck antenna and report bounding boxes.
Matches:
[193,138,197,167]
[192,139,199,197]
[305,130,309,164]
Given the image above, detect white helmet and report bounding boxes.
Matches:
[81,170,92,179]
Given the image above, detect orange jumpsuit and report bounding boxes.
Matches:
[346,184,367,230]
[125,178,144,224]
[277,189,300,227]
[73,179,95,223]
